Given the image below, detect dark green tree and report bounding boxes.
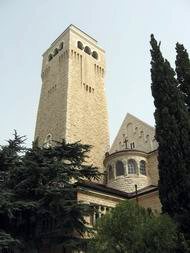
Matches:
[0,132,101,252]
[175,43,190,111]
[88,201,178,253]
[150,35,190,239]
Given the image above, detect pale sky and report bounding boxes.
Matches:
[0,0,190,147]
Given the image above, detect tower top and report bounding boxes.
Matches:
[51,24,97,45]
[43,24,105,56]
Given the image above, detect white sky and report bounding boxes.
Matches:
[0,0,190,147]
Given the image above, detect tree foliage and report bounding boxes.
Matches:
[0,132,101,252]
[150,35,190,239]
[88,201,178,253]
[175,43,190,111]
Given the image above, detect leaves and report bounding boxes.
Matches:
[150,35,190,243]
[88,201,178,253]
[0,132,101,251]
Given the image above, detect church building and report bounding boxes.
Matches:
[35,24,161,236]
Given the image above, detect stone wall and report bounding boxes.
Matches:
[66,28,110,171]
[77,187,161,215]
[34,25,110,172]
[110,113,158,154]
[34,31,70,145]
[137,191,161,213]
[105,150,152,193]
[147,150,159,186]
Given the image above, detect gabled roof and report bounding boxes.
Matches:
[126,113,155,130]
[110,113,157,154]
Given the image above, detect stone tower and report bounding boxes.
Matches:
[35,25,110,171]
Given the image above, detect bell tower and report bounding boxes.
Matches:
[35,25,110,171]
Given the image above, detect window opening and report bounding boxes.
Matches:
[128,159,137,174]
[116,161,125,176]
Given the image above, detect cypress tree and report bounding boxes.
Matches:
[175,43,190,111]
[150,35,190,237]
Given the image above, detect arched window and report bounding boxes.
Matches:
[77,41,84,50]
[44,133,52,148]
[140,160,146,175]
[59,42,64,50]
[84,46,91,55]
[128,159,137,174]
[53,48,58,56]
[108,165,114,180]
[116,160,124,176]
[48,54,53,61]
[92,51,98,60]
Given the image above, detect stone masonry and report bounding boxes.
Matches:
[110,113,158,154]
[104,114,159,193]
[35,25,110,172]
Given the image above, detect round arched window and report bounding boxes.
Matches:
[92,51,98,60]
[84,46,91,55]
[116,160,124,176]
[108,165,114,180]
[140,160,146,175]
[128,159,137,174]
[77,41,84,50]
[44,133,52,148]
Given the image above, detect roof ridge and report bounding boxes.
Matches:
[126,113,155,130]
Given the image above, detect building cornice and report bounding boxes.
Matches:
[104,148,158,165]
[42,24,104,56]
[104,149,148,165]
[76,181,158,200]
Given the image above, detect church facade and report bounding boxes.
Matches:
[35,25,161,244]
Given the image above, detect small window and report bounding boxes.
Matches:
[108,165,114,180]
[77,41,84,50]
[102,69,104,77]
[59,42,64,50]
[53,48,58,56]
[128,159,137,174]
[44,133,52,148]
[92,51,98,60]
[140,160,146,175]
[130,142,135,149]
[116,160,124,176]
[48,54,53,61]
[84,46,91,55]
